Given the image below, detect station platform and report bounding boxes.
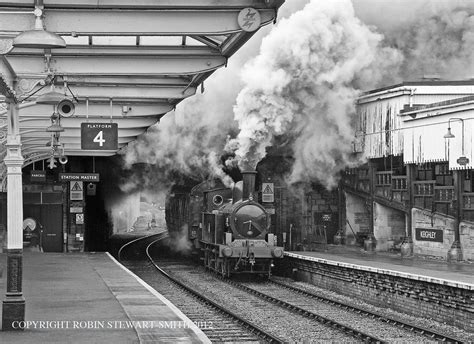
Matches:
[286,246,474,289]
[0,251,210,343]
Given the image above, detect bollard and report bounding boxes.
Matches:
[447,241,463,262]
[363,235,376,252]
[400,236,413,258]
[334,232,342,245]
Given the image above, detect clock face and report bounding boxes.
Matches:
[23,218,37,231]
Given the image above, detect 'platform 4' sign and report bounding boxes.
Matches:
[81,123,118,150]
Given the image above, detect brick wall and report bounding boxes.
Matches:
[283,256,474,332]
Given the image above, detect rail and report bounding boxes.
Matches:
[220,277,385,343]
[145,240,284,344]
[117,232,168,262]
[267,278,465,344]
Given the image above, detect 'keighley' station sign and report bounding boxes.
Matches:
[415,228,443,243]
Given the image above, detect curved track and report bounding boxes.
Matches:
[145,254,369,342]
[119,236,284,343]
[119,237,465,343]
[117,231,168,261]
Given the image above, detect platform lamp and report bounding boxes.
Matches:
[12,7,66,49]
[2,2,67,332]
[443,117,465,262]
[46,112,65,133]
[444,117,466,158]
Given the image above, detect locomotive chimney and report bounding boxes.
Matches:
[241,170,257,200]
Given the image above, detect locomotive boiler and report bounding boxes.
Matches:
[166,171,284,277]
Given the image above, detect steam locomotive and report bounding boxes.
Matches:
[166,171,284,277]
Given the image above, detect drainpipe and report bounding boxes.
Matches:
[447,170,463,262]
[401,164,415,257]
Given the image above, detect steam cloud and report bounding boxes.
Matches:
[123,0,474,190]
[388,7,474,80]
[225,0,401,187]
[120,0,309,189]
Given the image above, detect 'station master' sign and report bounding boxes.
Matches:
[81,123,118,150]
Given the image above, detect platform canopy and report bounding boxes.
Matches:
[0,0,284,173]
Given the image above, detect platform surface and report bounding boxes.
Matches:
[287,246,474,289]
[0,251,209,343]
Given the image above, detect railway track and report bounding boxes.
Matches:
[148,257,372,342]
[153,258,468,343]
[120,237,467,343]
[226,278,465,343]
[117,231,169,261]
[120,237,284,343]
[266,278,466,343]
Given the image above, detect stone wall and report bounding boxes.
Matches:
[459,221,474,261]
[411,208,456,258]
[344,192,370,245]
[373,203,406,251]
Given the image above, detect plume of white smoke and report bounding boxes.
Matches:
[168,224,192,255]
[391,8,474,79]
[121,0,310,188]
[226,0,401,187]
[353,0,474,79]
[122,0,474,191]
[109,193,140,233]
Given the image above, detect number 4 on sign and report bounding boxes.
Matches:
[93,130,105,146]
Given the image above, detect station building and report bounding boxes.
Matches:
[343,80,474,261]
[256,80,474,262]
[0,1,284,257]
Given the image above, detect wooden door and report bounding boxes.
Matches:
[40,204,63,252]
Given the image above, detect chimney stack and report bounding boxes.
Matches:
[241,170,257,200]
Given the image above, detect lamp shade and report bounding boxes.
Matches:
[444,128,455,139]
[13,29,66,49]
[12,10,66,49]
[36,90,70,105]
[46,123,65,133]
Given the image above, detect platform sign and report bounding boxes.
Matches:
[30,170,46,182]
[60,173,100,182]
[262,183,274,203]
[457,156,469,166]
[81,123,118,150]
[415,228,443,243]
[70,181,83,201]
